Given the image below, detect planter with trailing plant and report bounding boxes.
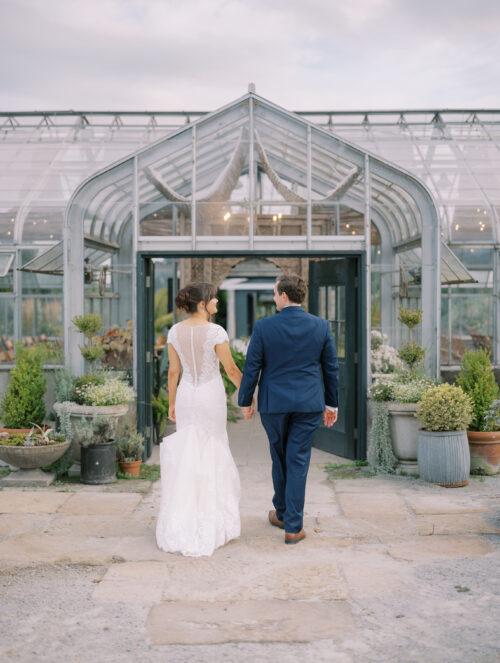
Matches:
[0,425,70,470]
[75,418,117,484]
[456,349,500,475]
[116,427,145,477]
[415,383,473,487]
[0,345,46,436]
[369,374,434,475]
[53,314,134,463]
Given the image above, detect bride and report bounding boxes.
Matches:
[155,282,246,557]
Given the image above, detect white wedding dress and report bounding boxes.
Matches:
[155,322,241,557]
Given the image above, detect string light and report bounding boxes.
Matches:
[223,212,231,221]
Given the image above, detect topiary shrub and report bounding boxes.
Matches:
[456,349,499,431]
[416,384,473,432]
[1,346,46,427]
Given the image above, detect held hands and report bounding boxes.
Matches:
[241,399,256,421]
[168,403,176,422]
[323,408,338,428]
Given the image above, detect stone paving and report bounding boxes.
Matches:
[0,417,499,662]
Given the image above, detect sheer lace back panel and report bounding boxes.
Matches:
[168,323,229,387]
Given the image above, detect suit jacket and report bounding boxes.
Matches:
[238,306,339,414]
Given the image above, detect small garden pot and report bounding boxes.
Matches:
[119,459,142,477]
[418,429,470,487]
[80,443,117,484]
[467,431,500,475]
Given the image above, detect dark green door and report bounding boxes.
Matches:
[136,256,155,460]
[309,258,359,459]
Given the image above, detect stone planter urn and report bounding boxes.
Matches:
[53,402,129,463]
[466,431,500,475]
[0,440,71,470]
[418,429,470,487]
[387,402,419,476]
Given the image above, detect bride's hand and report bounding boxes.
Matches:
[168,403,176,422]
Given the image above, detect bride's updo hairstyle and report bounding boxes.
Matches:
[175,282,217,314]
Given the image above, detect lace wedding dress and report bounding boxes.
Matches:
[155,322,241,556]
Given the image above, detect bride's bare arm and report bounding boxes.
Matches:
[215,342,242,389]
[167,343,182,421]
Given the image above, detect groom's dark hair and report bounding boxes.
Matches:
[276,274,307,304]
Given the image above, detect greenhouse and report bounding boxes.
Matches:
[1,88,499,459]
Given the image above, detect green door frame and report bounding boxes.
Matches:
[136,250,367,461]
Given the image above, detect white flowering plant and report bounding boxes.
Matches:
[371,331,403,374]
[80,378,134,407]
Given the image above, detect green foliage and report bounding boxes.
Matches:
[42,446,74,478]
[1,427,65,448]
[370,381,394,402]
[398,341,425,369]
[367,401,397,473]
[416,384,473,432]
[72,416,115,448]
[54,368,75,403]
[221,347,246,396]
[398,307,422,329]
[456,350,499,431]
[72,313,103,338]
[115,426,145,462]
[80,344,105,363]
[1,345,46,427]
[117,463,160,481]
[483,400,500,432]
[152,392,169,420]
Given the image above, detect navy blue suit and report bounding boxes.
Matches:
[238,306,339,533]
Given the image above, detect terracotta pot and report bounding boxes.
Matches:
[119,459,142,477]
[467,430,500,475]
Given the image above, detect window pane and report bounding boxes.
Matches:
[0,298,15,364]
[450,288,493,362]
[21,296,63,363]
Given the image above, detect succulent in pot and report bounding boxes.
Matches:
[0,424,70,470]
[415,384,473,487]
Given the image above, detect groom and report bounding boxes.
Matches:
[238,273,339,544]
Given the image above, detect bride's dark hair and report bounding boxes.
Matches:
[175,282,217,314]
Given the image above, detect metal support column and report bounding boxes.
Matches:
[306,125,312,249]
[191,126,197,251]
[364,155,372,385]
[249,97,255,250]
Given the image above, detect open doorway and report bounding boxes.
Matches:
[137,253,366,461]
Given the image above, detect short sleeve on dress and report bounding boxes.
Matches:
[214,325,229,345]
[167,325,176,344]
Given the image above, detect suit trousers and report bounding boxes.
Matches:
[260,411,323,533]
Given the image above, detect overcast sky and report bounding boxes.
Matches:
[2,0,500,112]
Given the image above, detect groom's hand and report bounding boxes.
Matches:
[241,402,255,420]
[323,408,337,428]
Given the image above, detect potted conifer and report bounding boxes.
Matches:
[456,350,500,475]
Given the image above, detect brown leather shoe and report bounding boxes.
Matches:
[285,529,306,545]
[268,510,285,529]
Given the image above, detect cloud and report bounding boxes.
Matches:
[1,0,499,110]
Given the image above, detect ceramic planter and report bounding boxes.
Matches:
[467,430,500,475]
[387,402,419,475]
[418,429,470,487]
[54,402,129,462]
[0,440,70,470]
